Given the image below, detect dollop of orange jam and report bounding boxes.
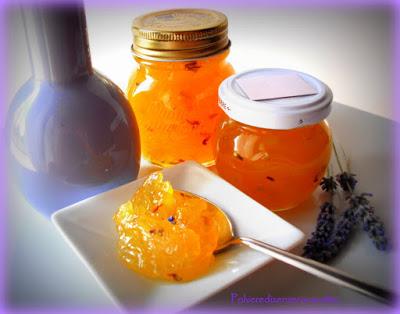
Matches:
[113,172,230,282]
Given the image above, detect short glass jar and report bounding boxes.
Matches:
[127,9,235,167]
[215,69,333,211]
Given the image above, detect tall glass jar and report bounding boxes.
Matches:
[215,69,333,211]
[127,9,234,167]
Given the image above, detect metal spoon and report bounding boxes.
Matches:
[179,190,394,305]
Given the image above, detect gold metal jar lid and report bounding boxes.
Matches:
[132,8,230,61]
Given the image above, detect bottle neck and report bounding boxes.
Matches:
[23,5,93,84]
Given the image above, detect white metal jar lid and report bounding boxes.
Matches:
[218,68,333,129]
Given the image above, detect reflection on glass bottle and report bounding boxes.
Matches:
[7,4,141,216]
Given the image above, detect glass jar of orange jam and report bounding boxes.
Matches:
[127,9,235,167]
[215,69,333,211]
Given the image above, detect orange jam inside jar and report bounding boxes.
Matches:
[127,9,234,167]
[215,69,333,211]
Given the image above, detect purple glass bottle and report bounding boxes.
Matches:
[7,4,141,217]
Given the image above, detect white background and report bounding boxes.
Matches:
[7,1,394,120]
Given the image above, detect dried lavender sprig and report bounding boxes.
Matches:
[303,202,336,260]
[348,193,388,251]
[324,207,357,259]
[302,169,338,259]
[303,139,389,262]
[362,209,388,251]
[331,139,358,193]
[304,206,356,262]
[334,137,389,252]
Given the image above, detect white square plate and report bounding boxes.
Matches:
[52,161,304,311]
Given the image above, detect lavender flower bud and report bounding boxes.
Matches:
[320,176,338,192]
[336,172,358,192]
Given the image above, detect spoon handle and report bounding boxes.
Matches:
[238,237,393,304]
